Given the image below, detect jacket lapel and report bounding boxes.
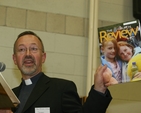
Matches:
[22,73,50,113]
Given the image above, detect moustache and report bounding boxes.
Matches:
[22,55,35,64]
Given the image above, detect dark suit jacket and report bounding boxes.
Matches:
[12,73,112,113]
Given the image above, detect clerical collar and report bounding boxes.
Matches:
[25,79,32,85]
[22,72,42,86]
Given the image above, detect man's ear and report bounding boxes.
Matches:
[13,54,17,65]
[42,52,46,63]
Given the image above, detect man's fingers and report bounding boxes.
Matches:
[96,65,107,74]
[105,82,110,87]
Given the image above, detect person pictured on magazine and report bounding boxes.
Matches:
[117,41,141,82]
[100,38,122,84]
[0,31,112,113]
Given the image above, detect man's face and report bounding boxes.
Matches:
[13,35,46,78]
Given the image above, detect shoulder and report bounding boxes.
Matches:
[50,77,76,87]
[43,76,78,93]
[41,73,77,88]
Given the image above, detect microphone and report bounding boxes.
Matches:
[0,62,6,72]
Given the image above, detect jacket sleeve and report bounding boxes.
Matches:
[62,81,112,113]
[83,85,112,113]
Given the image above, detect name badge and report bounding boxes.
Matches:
[35,107,50,113]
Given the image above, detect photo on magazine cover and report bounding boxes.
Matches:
[98,19,141,85]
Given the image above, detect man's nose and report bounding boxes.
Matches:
[25,49,32,55]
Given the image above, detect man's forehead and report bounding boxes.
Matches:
[17,35,39,42]
[16,35,41,46]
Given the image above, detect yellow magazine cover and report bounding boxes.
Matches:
[98,19,141,85]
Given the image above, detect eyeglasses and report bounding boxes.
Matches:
[16,46,43,54]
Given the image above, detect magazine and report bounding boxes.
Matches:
[98,19,141,85]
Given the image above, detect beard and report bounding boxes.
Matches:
[21,64,37,76]
[21,55,37,76]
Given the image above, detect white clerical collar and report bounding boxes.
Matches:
[24,79,32,85]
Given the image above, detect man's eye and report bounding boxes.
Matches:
[19,48,25,52]
[31,47,38,51]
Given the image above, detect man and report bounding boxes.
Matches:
[1,31,112,113]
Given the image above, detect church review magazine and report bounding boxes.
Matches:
[97,19,141,84]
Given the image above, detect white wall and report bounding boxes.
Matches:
[0,0,89,18]
[99,0,134,22]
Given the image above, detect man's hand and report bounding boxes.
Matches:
[104,68,118,86]
[94,65,108,94]
[94,65,117,93]
[0,110,13,113]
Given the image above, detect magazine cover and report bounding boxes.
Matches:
[98,19,141,85]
